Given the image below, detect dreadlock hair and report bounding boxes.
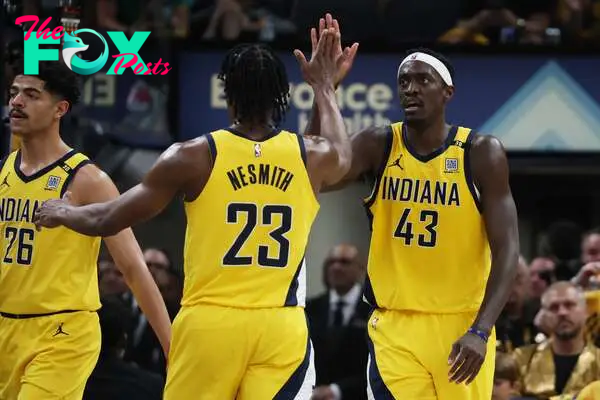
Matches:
[218,43,290,127]
[406,47,455,84]
[15,60,81,112]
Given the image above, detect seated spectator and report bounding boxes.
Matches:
[306,244,370,400]
[125,248,182,376]
[493,351,522,400]
[572,228,600,290]
[96,0,193,38]
[530,257,557,300]
[201,0,266,41]
[84,296,164,400]
[497,257,540,352]
[439,0,559,45]
[514,282,600,399]
[98,255,129,298]
[557,0,600,45]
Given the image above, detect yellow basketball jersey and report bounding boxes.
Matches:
[182,129,319,308]
[0,150,101,314]
[364,122,491,313]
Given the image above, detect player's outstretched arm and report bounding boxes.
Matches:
[303,14,358,137]
[448,135,519,385]
[63,164,173,357]
[294,28,351,188]
[33,140,205,236]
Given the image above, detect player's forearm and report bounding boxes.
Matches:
[60,203,117,237]
[473,237,519,333]
[123,265,172,356]
[304,102,321,136]
[314,87,351,171]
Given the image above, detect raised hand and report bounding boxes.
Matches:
[32,191,73,230]
[294,28,339,90]
[310,13,359,87]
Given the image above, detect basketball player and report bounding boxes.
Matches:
[304,15,519,399]
[34,30,352,399]
[0,61,172,399]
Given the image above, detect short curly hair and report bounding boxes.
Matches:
[15,60,81,110]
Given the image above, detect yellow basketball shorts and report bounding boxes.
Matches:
[0,311,101,400]
[164,304,315,400]
[366,309,496,400]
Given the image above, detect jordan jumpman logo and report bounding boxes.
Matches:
[52,323,69,337]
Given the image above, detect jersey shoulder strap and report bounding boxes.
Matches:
[451,126,473,148]
[58,152,94,198]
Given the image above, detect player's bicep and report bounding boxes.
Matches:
[73,150,184,232]
[305,136,345,188]
[473,136,518,252]
[319,126,388,192]
[307,128,379,191]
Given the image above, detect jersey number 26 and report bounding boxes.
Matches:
[3,227,35,265]
[223,202,292,268]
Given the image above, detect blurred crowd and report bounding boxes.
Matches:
[6,0,600,47]
[86,220,600,400]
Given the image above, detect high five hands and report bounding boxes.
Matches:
[294,13,359,88]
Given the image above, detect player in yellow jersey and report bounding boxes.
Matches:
[34,29,353,399]
[0,61,172,400]
[304,15,520,399]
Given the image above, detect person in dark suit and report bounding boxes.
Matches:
[84,295,164,400]
[125,248,182,376]
[307,244,371,400]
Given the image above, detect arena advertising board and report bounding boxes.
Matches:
[178,52,600,152]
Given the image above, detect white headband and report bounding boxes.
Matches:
[397,52,453,86]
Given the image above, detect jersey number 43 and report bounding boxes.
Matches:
[394,208,438,247]
[223,202,292,268]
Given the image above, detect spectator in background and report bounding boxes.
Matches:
[493,352,523,400]
[572,228,600,290]
[201,0,266,41]
[84,296,164,400]
[439,0,560,45]
[98,253,142,336]
[145,247,182,318]
[497,257,540,352]
[96,0,193,39]
[530,257,557,300]
[125,248,182,376]
[573,229,600,349]
[514,282,600,399]
[306,244,370,400]
[557,0,600,45]
[98,255,129,298]
[582,228,600,265]
[540,220,584,282]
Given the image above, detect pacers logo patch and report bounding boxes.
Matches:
[254,143,262,157]
[45,175,61,191]
[444,158,458,173]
